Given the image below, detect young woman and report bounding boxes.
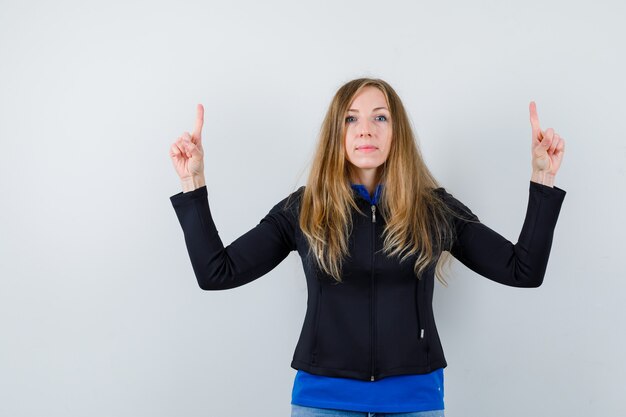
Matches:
[168,78,566,416]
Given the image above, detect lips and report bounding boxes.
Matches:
[356,145,378,153]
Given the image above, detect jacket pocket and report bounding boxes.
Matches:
[415,278,425,340]
[311,284,322,365]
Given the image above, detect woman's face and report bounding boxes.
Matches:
[344,86,392,182]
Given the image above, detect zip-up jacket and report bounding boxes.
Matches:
[169,181,566,382]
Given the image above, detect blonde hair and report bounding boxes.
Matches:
[299,77,465,286]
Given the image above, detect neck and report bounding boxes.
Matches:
[350,168,379,196]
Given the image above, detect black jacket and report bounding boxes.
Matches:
[170,181,566,382]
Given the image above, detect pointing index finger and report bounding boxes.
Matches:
[529,101,542,140]
[192,103,204,143]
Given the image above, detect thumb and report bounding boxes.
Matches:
[182,132,202,157]
[184,139,198,154]
[187,139,203,158]
[540,129,553,150]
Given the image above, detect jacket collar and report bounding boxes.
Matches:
[350,183,383,205]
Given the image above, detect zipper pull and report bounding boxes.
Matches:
[419,328,425,339]
[371,205,376,223]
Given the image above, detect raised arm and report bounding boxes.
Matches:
[170,186,302,290]
[168,103,302,289]
[441,101,567,287]
[438,181,566,288]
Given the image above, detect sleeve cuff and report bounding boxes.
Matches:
[529,180,566,198]
[170,185,208,207]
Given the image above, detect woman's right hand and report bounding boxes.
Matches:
[170,104,205,182]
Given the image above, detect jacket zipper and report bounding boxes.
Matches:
[370,203,376,381]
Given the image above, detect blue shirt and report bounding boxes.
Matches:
[290,183,445,413]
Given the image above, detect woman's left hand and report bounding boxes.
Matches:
[529,101,565,183]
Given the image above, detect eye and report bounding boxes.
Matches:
[345,116,356,123]
[376,115,388,122]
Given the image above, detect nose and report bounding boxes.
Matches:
[359,119,372,137]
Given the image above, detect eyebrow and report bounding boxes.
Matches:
[347,107,389,112]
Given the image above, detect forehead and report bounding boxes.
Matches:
[349,86,388,109]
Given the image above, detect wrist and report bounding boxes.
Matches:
[181,175,206,192]
[531,170,555,187]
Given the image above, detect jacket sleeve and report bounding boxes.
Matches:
[169,185,302,290]
[437,181,566,288]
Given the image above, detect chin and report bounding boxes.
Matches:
[352,161,384,169]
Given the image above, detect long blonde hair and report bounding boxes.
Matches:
[299,77,463,286]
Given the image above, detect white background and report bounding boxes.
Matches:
[1,0,624,416]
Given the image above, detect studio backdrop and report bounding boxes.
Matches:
[0,0,624,416]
